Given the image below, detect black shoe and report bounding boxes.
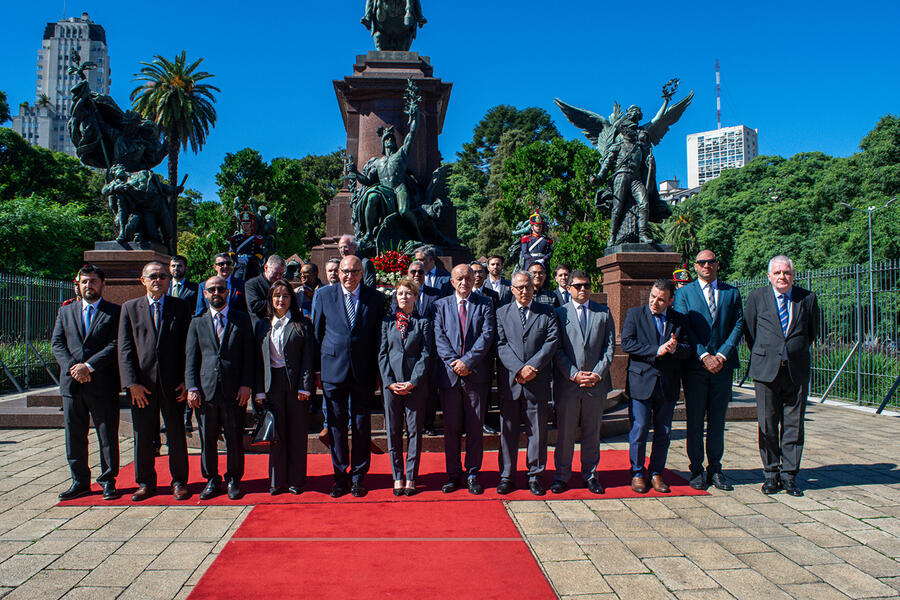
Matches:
[780,477,803,497]
[689,472,707,490]
[199,480,221,500]
[288,486,303,495]
[528,479,545,496]
[269,487,285,496]
[227,482,243,500]
[58,483,91,501]
[329,483,348,498]
[467,476,484,495]
[442,476,463,494]
[393,486,404,497]
[761,479,781,494]
[497,478,515,495]
[550,480,568,494]
[585,477,604,495]
[102,482,120,501]
[403,486,417,497]
[482,424,498,435]
[708,472,733,491]
[350,483,367,498]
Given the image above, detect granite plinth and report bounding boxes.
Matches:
[82,248,171,305]
[604,242,674,255]
[93,240,168,253]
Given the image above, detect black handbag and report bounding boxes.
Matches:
[253,409,278,444]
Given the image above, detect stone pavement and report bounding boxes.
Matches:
[0,399,898,599]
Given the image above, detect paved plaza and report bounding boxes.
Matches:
[0,395,898,599]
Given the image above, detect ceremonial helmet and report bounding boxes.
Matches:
[673,264,693,284]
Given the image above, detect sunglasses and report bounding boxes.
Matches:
[144,273,170,281]
[408,269,425,274]
[206,286,227,293]
[695,259,718,266]
[569,283,591,290]
[215,261,232,267]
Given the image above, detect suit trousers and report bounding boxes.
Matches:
[553,388,606,483]
[755,365,807,477]
[383,386,425,482]
[131,383,189,488]
[499,391,548,481]
[63,391,119,486]
[441,379,487,477]
[198,397,245,485]
[683,368,734,475]
[628,382,676,477]
[267,368,309,489]
[323,380,372,486]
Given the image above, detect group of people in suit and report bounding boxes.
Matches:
[51,242,818,502]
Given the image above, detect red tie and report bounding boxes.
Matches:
[458,298,467,350]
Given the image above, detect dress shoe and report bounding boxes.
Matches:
[199,480,221,500]
[317,428,330,445]
[550,480,568,494]
[761,479,781,494]
[58,483,91,501]
[227,482,243,500]
[288,486,303,495]
[350,483,367,498]
[102,482,120,501]
[528,478,545,496]
[172,483,190,501]
[131,484,156,502]
[585,477,604,495]
[393,485,404,497]
[650,475,670,493]
[270,487,285,496]
[497,478,515,495]
[631,475,649,494]
[404,485,417,497]
[689,471,707,490]
[780,477,803,497]
[467,476,484,495]
[329,483,348,498]
[442,476,463,494]
[708,472,733,491]
[482,424,498,435]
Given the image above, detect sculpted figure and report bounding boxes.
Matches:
[102,164,178,248]
[361,0,426,51]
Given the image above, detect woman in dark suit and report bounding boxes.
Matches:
[378,278,433,496]
[254,279,315,495]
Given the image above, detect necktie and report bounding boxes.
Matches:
[171,282,180,298]
[345,291,356,329]
[84,305,94,334]
[563,290,570,304]
[214,313,224,343]
[706,283,717,317]
[458,299,467,349]
[578,304,587,335]
[655,314,665,344]
[778,294,790,336]
[519,305,528,328]
[151,301,160,335]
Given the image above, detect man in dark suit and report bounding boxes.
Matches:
[621,279,690,493]
[245,254,286,326]
[552,270,615,494]
[312,255,385,498]
[486,255,513,306]
[52,264,122,501]
[118,262,191,501]
[495,271,559,496]
[434,264,496,494]
[338,234,377,288]
[168,255,199,313]
[415,245,451,296]
[470,261,501,308]
[197,253,248,314]
[673,249,743,491]
[186,276,255,500]
[553,264,572,307]
[744,255,819,497]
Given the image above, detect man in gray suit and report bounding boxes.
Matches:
[744,255,819,497]
[551,270,615,494]
[496,271,560,495]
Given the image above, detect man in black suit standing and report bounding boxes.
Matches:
[744,255,819,497]
[470,261,501,308]
[414,245,451,297]
[552,264,572,307]
[312,255,385,498]
[486,255,512,306]
[245,254,286,327]
[197,253,248,314]
[118,262,192,501]
[621,279,689,494]
[52,265,122,501]
[186,275,255,500]
[168,255,199,314]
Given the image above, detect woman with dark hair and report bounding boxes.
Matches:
[378,278,433,496]
[254,279,315,494]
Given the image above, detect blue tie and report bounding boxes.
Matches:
[778,294,790,336]
[345,291,356,329]
[654,314,665,344]
[84,305,95,334]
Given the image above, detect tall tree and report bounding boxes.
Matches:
[0,90,12,124]
[130,51,219,249]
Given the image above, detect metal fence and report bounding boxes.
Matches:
[0,274,71,393]
[729,260,900,408]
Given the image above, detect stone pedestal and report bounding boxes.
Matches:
[598,251,682,391]
[83,246,170,305]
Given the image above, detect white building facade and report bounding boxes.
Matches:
[686,125,758,188]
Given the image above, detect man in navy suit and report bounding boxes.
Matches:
[312,255,385,498]
[486,255,513,306]
[168,255,200,313]
[52,265,122,501]
[621,279,690,493]
[552,264,572,307]
[673,250,743,491]
[415,245,451,297]
[197,253,248,314]
[434,264,496,494]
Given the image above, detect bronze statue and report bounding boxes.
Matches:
[361,0,426,51]
[101,164,179,248]
[556,80,693,248]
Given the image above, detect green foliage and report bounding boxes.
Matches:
[553,219,610,279]
[0,91,10,125]
[447,163,489,251]
[215,148,269,205]
[177,200,232,281]
[472,198,511,260]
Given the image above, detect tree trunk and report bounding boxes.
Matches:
[167,141,179,256]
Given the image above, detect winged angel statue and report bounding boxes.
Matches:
[556,81,693,247]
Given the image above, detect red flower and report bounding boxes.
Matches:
[372,250,411,274]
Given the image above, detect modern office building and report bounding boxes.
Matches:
[11,12,110,156]
[686,125,758,188]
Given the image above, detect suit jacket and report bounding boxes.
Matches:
[118,295,190,397]
[496,301,560,400]
[362,257,377,288]
[389,284,440,320]
[312,283,385,386]
[197,275,248,314]
[185,308,255,404]
[487,277,513,306]
[378,314,433,387]
[555,300,616,399]
[168,279,199,314]
[52,298,121,397]
[254,316,315,395]
[674,279,744,371]
[433,293,496,388]
[744,285,819,385]
[620,305,690,401]
[553,288,574,308]
[473,286,501,309]
[428,267,452,297]
[244,274,272,325]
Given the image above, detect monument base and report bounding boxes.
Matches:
[93,240,168,253]
[604,242,674,256]
[598,251,683,391]
[83,248,171,305]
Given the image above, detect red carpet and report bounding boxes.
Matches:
[58,449,708,506]
[188,501,557,600]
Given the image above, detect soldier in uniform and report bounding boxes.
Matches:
[519,212,554,271]
[228,202,267,281]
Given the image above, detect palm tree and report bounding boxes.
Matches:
[37,94,51,109]
[130,51,219,246]
[665,209,699,263]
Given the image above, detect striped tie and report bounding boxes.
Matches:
[214,313,225,343]
[519,305,528,328]
[706,284,716,317]
[778,294,789,336]
[345,291,356,329]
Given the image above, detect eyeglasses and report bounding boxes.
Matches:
[144,273,170,281]
[569,283,591,290]
[206,286,227,293]
[511,284,531,291]
[695,259,718,266]
[408,269,424,274]
[215,261,232,267]
[340,269,362,275]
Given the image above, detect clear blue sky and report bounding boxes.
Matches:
[4,0,899,202]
